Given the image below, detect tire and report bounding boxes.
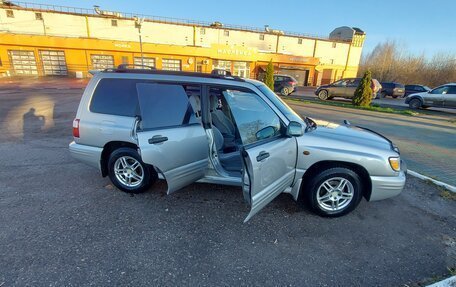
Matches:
[380,91,387,98]
[318,90,329,100]
[408,98,422,109]
[303,167,363,217]
[280,87,290,96]
[107,147,157,193]
[392,95,398,99]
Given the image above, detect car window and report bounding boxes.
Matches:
[90,78,139,116]
[332,79,347,86]
[430,86,450,94]
[351,79,361,86]
[447,86,456,94]
[136,83,199,130]
[274,76,283,82]
[221,88,282,145]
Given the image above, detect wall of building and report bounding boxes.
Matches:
[0,4,365,84]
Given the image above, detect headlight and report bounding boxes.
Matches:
[389,157,401,172]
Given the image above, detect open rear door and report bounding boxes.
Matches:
[136,83,208,194]
[242,137,297,222]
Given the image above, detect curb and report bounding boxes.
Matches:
[408,170,456,193]
[426,275,456,287]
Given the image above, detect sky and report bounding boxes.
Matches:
[22,0,456,57]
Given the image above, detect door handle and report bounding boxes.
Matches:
[256,151,270,162]
[148,135,168,144]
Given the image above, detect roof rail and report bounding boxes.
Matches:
[103,66,245,82]
[117,64,156,70]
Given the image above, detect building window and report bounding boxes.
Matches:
[162,59,181,71]
[200,28,206,35]
[40,50,68,76]
[298,38,303,44]
[224,30,229,37]
[111,19,118,27]
[332,42,337,48]
[330,59,334,65]
[91,54,114,70]
[6,10,14,18]
[134,57,155,68]
[233,61,249,78]
[121,56,128,64]
[35,13,43,20]
[212,60,231,72]
[259,34,264,40]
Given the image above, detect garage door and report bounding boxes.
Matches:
[91,54,114,70]
[40,50,68,76]
[8,50,38,75]
[321,69,333,85]
[278,68,309,86]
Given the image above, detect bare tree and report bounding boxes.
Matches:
[359,41,456,87]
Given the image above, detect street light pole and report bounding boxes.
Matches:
[134,16,144,66]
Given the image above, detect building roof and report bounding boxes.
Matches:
[0,1,352,42]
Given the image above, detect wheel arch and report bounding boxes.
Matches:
[299,160,372,201]
[100,141,139,177]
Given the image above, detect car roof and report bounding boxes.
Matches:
[94,69,263,90]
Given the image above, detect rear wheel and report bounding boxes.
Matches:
[280,87,290,96]
[318,90,329,100]
[108,147,157,193]
[303,167,363,217]
[408,98,422,109]
[392,95,398,99]
[380,91,387,98]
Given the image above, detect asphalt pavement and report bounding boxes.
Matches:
[0,85,455,286]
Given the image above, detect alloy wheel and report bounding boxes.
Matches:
[316,177,354,212]
[114,156,144,188]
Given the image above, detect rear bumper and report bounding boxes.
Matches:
[369,162,407,201]
[69,141,103,171]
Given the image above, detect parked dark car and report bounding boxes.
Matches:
[404,84,431,97]
[379,82,405,98]
[315,78,382,100]
[273,74,297,96]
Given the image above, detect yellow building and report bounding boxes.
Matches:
[0,1,366,86]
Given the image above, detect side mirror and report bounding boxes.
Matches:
[287,121,304,137]
[255,126,277,140]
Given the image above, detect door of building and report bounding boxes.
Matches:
[40,50,68,76]
[321,69,333,85]
[278,68,309,86]
[8,50,38,76]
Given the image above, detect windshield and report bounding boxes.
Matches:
[257,83,304,123]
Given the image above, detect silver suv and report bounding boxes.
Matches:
[69,66,406,222]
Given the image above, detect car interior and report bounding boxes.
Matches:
[186,86,243,176]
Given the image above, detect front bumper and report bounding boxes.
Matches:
[69,141,103,170]
[369,160,407,201]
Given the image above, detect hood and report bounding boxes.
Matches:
[307,120,393,151]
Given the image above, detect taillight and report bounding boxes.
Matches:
[288,81,296,86]
[73,119,80,138]
[371,82,375,91]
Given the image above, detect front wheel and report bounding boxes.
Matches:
[408,98,422,109]
[318,90,329,100]
[108,147,157,193]
[303,167,363,217]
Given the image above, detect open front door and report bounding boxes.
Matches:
[242,137,297,222]
[136,83,208,194]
